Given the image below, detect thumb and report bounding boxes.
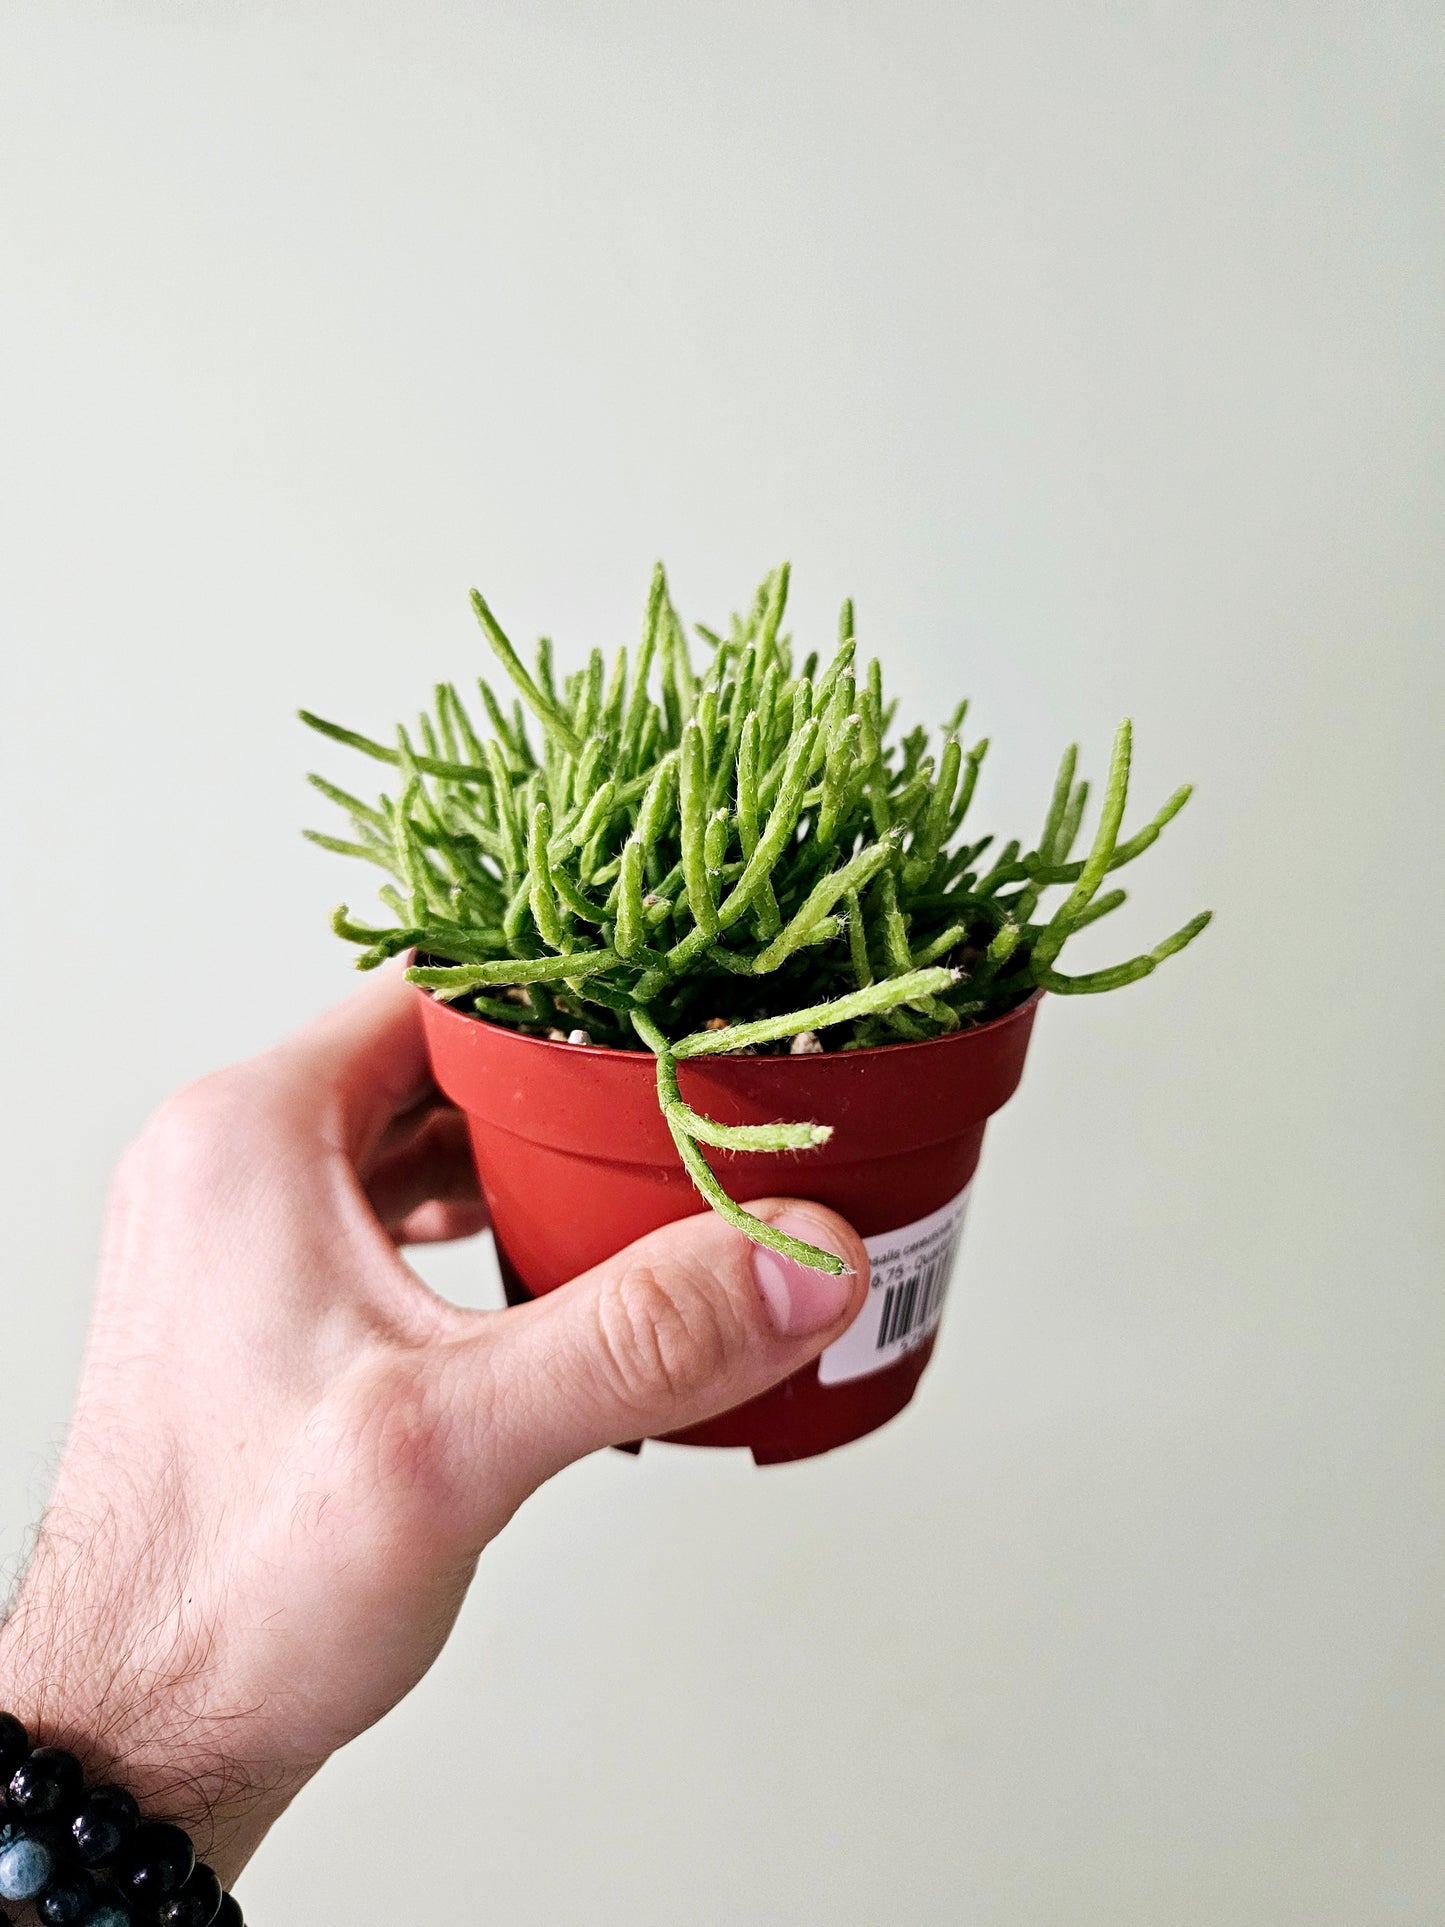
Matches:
[481,1199,869,1479]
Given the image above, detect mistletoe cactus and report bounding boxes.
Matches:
[303,564,1209,1272]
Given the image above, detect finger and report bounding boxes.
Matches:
[459,1198,869,1487]
[364,1088,455,1175]
[391,1199,491,1246]
[266,963,433,1158]
[365,1106,486,1233]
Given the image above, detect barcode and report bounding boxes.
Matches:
[876,1248,953,1350]
[819,1184,972,1387]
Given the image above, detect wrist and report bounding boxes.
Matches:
[0,1557,307,1890]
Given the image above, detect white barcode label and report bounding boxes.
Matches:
[817,1185,972,1386]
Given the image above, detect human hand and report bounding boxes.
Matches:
[0,970,866,1888]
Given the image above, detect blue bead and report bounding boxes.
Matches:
[0,1834,54,1901]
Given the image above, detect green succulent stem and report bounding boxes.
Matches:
[304,564,1210,1268]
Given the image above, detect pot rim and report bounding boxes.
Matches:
[414,966,1043,1063]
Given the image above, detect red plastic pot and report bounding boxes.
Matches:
[419,988,1041,1463]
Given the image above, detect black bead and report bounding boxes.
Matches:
[70,1785,141,1867]
[112,1820,194,1900]
[7,1748,84,1821]
[36,1867,97,1924]
[157,1863,223,1927]
[215,1895,243,1927]
[0,1717,28,1780]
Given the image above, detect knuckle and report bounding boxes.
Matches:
[120,1077,229,1182]
[594,1261,745,1411]
[117,1065,282,1198]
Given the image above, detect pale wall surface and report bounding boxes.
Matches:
[1,4,1441,1922]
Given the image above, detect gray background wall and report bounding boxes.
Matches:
[2,4,1441,1921]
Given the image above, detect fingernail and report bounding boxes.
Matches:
[752,1211,855,1337]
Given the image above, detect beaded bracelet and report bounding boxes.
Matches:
[0,1714,241,1926]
